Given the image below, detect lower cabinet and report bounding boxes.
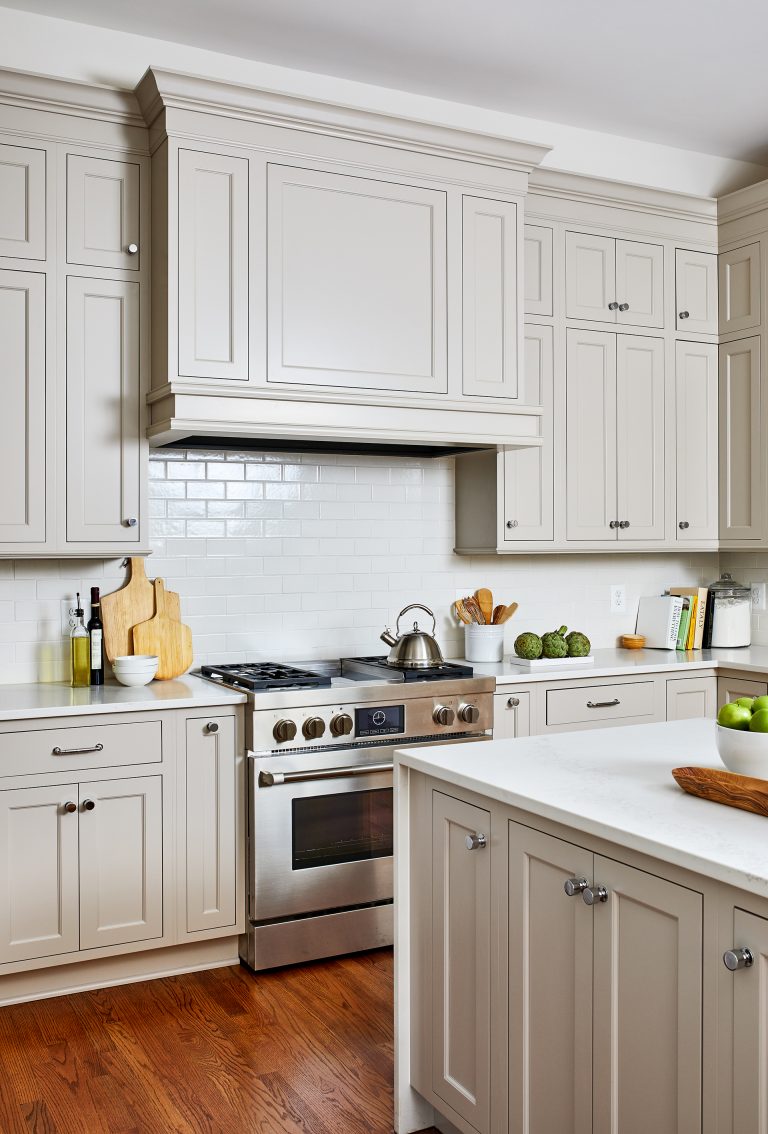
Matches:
[492,692,530,739]
[666,676,717,720]
[717,675,768,708]
[728,908,768,1133]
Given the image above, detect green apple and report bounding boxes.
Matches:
[752,696,768,714]
[735,697,756,710]
[718,703,753,730]
[750,709,768,732]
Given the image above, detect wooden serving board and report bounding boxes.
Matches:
[672,766,768,818]
[101,558,181,662]
[132,579,193,680]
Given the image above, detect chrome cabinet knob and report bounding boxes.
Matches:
[679,521,690,530]
[433,704,455,727]
[123,517,137,527]
[205,721,219,733]
[506,520,519,529]
[608,301,619,311]
[679,310,690,320]
[82,799,96,812]
[465,832,487,851]
[583,885,608,905]
[127,243,139,255]
[724,947,754,971]
[63,801,77,814]
[302,716,326,740]
[273,719,297,743]
[507,696,520,708]
[619,520,630,529]
[618,302,629,312]
[458,703,480,724]
[330,713,353,737]
[564,877,588,897]
[609,520,619,529]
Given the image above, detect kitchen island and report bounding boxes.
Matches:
[394,719,768,1134]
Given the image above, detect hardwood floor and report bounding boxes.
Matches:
[0,948,438,1134]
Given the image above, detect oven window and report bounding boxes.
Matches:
[292,788,393,870]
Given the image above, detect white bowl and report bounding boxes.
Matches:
[716,723,768,778]
[113,654,158,668]
[112,655,159,686]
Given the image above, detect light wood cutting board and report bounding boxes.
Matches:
[101,558,181,663]
[132,579,193,680]
[672,765,768,818]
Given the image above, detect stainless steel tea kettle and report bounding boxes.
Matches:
[380,604,445,669]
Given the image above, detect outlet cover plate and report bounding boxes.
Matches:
[610,584,627,614]
[751,582,766,611]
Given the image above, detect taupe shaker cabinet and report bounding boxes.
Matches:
[675,248,718,334]
[565,230,664,328]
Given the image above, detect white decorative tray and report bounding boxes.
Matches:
[504,655,595,670]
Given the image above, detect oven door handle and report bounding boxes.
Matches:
[258,761,392,788]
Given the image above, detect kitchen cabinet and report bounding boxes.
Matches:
[501,324,553,541]
[675,249,717,334]
[0,268,46,543]
[66,155,141,271]
[0,142,46,260]
[719,336,763,542]
[666,676,717,721]
[493,691,531,739]
[462,195,520,399]
[431,790,491,1132]
[544,679,659,730]
[726,908,768,1134]
[675,341,719,542]
[565,232,664,328]
[524,223,553,316]
[717,676,768,708]
[719,243,760,335]
[566,329,664,542]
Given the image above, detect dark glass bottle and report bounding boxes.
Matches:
[88,586,104,686]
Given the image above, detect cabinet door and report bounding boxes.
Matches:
[66,277,141,544]
[79,776,163,950]
[616,335,665,540]
[267,164,447,395]
[502,325,554,541]
[0,784,79,964]
[566,329,617,541]
[0,269,46,543]
[0,143,46,260]
[462,196,520,399]
[184,716,237,934]
[508,824,593,1134]
[719,336,763,541]
[717,676,768,709]
[592,858,702,1134]
[675,341,718,541]
[431,790,491,1131]
[666,676,717,721]
[493,691,531,738]
[178,149,249,381]
[676,249,717,334]
[730,908,768,1134]
[719,243,760,334]
[67,155,140,271]
[565,232,616,322]
[615,239,664,328]
[524,224,553,316]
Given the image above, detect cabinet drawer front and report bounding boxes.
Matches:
[0,720,162,777]
[546,682,655,726]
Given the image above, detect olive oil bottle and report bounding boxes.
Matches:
[70,593,90,688]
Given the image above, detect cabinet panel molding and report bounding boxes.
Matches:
[675,341,718,542]
[719,242,760,334]
[462,195,520,399]
[616,334,665,540]
[524,223,553,316]
[675,248,717,334]
[731,908,768,1134]
[184,716,237,934]
[565,231,616,322]
[0,143,46,260]
[615,239,664,328]
[566,329,617,540]
[67,155,140,271]
[666,676,717,721]
[502,324,553,542]
[719,336,763,541]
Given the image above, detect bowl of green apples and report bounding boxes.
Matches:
[716,695,768,777]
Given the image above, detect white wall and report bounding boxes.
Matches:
[0,4,765,197]
[0,449,718,684]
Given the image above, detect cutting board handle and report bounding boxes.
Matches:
[153,578,168,618]
[129,557,148,583]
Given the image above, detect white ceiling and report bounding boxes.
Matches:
[5,0,768,164]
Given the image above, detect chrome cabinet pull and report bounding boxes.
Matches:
[465,832,487,851]
[724,947,754,971]
[127,243,139,255]
[52,743,104,756]
[583,884,608,905]
[608,301,619,311]
[258,761,391,787]
[564,877,588,897]
[586,699,620,709]
[618,302,629,312]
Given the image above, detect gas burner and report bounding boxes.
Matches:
[341,656,474,682]
[200,662,331,692]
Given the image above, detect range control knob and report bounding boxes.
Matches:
[273,719,297,743]
[303,716,326,741]
[433,704,455,727]
[458,702,480,724]
[330,713,354,738]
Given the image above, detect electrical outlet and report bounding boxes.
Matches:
[60,598,76,635]
[751,582,767,611]
[610,584,627,614]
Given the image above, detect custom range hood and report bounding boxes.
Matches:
[137,67,550,453]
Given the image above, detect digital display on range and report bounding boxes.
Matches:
[355,704,405,738]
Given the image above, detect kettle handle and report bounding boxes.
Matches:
[396,603,437,636]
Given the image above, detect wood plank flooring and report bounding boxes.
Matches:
[0,948,438,1134]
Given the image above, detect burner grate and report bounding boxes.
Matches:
[341,656,474,682]
[200,662,331,691]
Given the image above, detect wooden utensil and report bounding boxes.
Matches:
[132,579,193,680]
[491,604,505,624]
[101,558,181,663]
[672,766,768,818]
[475,588,493,625]
[463,596,485,624]
[496,602,519,624]
[454,599,472,624]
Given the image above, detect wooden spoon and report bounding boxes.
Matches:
[496,602,519,624]
[463,596,485,624]
[454,599,472,624]
[475,588,493,625]
[491,604,505,625]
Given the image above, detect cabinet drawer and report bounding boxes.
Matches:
[0,720,162,778]
[546,682,655,727]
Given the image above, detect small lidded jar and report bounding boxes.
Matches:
[709,573,751,648]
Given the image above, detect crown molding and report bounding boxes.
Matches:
[135,67,552,173]
[529,167,718,224]
[0,67,144,128]
[718,178,768,223]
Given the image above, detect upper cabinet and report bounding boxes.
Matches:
[462,195,520,399]
[565,232,664,328]
[66,156,141,271]
[719,242,761,334]
[0,142,46,260]
[523,223,553,316]
[676,249,717,334]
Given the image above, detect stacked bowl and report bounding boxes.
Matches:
[112,655,159,687]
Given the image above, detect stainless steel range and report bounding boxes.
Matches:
[201,657,494,971]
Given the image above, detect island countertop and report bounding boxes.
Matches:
[396,718,768,899]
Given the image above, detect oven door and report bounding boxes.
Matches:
[248,736,489,923]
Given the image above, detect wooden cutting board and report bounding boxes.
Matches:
[672,765,768,818]
[132,579,193,680]
[101,558,181,663]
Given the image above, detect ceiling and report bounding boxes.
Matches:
[5,0,768,164]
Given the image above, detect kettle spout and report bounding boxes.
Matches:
[380,629,397,647]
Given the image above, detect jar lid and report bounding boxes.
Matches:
[708,572,751,598]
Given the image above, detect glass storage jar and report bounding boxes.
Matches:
[709,573,752,648]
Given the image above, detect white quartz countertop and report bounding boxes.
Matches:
[458,645,768,684]
[396,718,768,899]
[0,675,247,721]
